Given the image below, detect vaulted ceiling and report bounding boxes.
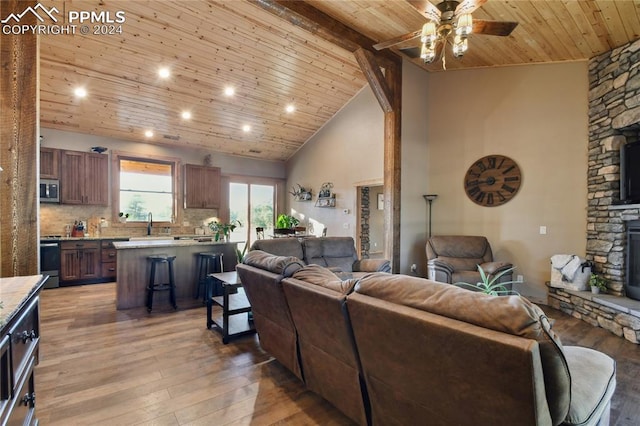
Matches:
[37,1,640,161]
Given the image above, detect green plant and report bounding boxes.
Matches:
[455,265,519,296]
[589,273,608,291]
[208,219,241,242]
[276,214,299,229]
[235,244,248,264]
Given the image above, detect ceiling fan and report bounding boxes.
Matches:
[373,0,518,68]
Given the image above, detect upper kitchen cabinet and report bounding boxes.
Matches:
[184,164,221,209]
[60,150,109,205]
[40,147,60,179]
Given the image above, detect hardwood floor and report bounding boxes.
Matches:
[36,284,639,425]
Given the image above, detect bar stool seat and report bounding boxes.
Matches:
[194,252,223,302]
[147,255,177,312]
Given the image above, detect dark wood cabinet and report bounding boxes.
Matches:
[100,240,118,280]
[40,147,60,179]
[60,150,108,205]
[60,241,101,282]
[184,164,221,209]
[0,277,44,425]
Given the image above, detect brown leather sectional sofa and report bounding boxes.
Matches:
[236,249,616,426]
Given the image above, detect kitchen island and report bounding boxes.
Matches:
[113,239,240,310]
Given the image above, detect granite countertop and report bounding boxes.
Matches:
[41,234,206,241]
[113,239,240,249]
[0,275,47,328]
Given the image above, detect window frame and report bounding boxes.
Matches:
[111,151,182,227]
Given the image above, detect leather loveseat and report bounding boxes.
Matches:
[237,251,616,426]
[251,236,391,277]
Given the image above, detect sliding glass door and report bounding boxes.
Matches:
[229,182,275,248]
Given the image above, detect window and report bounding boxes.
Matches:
[116,157,177,222]
[229,181,277,247]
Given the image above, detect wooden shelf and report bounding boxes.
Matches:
[315,196,336,208]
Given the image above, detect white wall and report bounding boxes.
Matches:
[425,61,589,301]
[285,87,384,237]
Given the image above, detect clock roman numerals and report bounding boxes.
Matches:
[464,155,521,207]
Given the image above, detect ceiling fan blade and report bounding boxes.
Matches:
[455,0,488,15]
[473,20,518,36]
[374,29,421,50]
[406,0,441,23]
[399,46,421,59]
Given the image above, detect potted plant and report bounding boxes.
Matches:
[208,219,241,242]
[589,273,608,294]
[118,212,129,223]
[274,214,299,236]
[455,265,519,296]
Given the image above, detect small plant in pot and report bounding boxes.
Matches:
[208,219,241,242]
[455,265,520,296]
[274,214,299,236]
[118,212,129,223]
[589,273,608,294]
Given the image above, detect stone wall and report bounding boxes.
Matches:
[360,186,370,258]
[587,39,640,296]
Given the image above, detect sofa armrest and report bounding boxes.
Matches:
[479,261,512,276]
[427,259,454,283]
[353,259,391,273]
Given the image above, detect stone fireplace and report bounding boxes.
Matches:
[546,38,640,345]
[586,38,640,297]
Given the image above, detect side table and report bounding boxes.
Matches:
[206,271,256,344]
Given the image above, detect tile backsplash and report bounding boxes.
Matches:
[40,204,219,238]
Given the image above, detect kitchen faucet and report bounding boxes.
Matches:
[147,212,153,235]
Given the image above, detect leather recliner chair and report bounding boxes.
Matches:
[426,235,513,288]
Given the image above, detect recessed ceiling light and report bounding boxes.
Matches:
[181,111,192,120]
[224,86,235,97]
[74,87,87,98]
[144,130,154,138]
[242,124,251,132]
[285,104,295,113]
[158,67,170,79]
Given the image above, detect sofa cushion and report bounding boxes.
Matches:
[355,273,570,425]
[291,264,358,294]
[243,250,304,277]
[562,346,616,426]
[250,238,304,260]
[303,237,358,272]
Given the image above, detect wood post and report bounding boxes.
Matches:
[0,0,39,277]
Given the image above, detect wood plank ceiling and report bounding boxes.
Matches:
[36,1,640,162]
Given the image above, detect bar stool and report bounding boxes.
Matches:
[194,252,223,302]
[146,255,177,312]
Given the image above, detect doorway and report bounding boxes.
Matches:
[357,184,384,259]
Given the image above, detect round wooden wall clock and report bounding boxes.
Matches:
[463,155,522,207]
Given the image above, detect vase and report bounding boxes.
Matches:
[591,286,600,294]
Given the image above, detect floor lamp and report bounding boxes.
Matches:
[423,194,438,238]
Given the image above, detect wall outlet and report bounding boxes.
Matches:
[539,226,547,235]
[517,275,524,282]
[343,223,349,229]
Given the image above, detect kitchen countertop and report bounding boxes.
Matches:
[0,275,47,328]
[113,239,238,249]
[40,234,208,241]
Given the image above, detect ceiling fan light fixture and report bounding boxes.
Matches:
[452,35,468,58]
[420,43,436,63]
[456,13,473,37]
[421,22,437,44]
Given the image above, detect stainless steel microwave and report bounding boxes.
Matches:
[40,179,59,203]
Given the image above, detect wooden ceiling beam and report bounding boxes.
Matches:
[249,0,401,66]
[354,48,393,113]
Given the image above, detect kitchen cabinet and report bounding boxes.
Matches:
[60,150,108,205]
[100,240,119,280]
[40,147,60,179]
[184,164,221,209]
[0,276,45,425]
[60,240,101,282]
